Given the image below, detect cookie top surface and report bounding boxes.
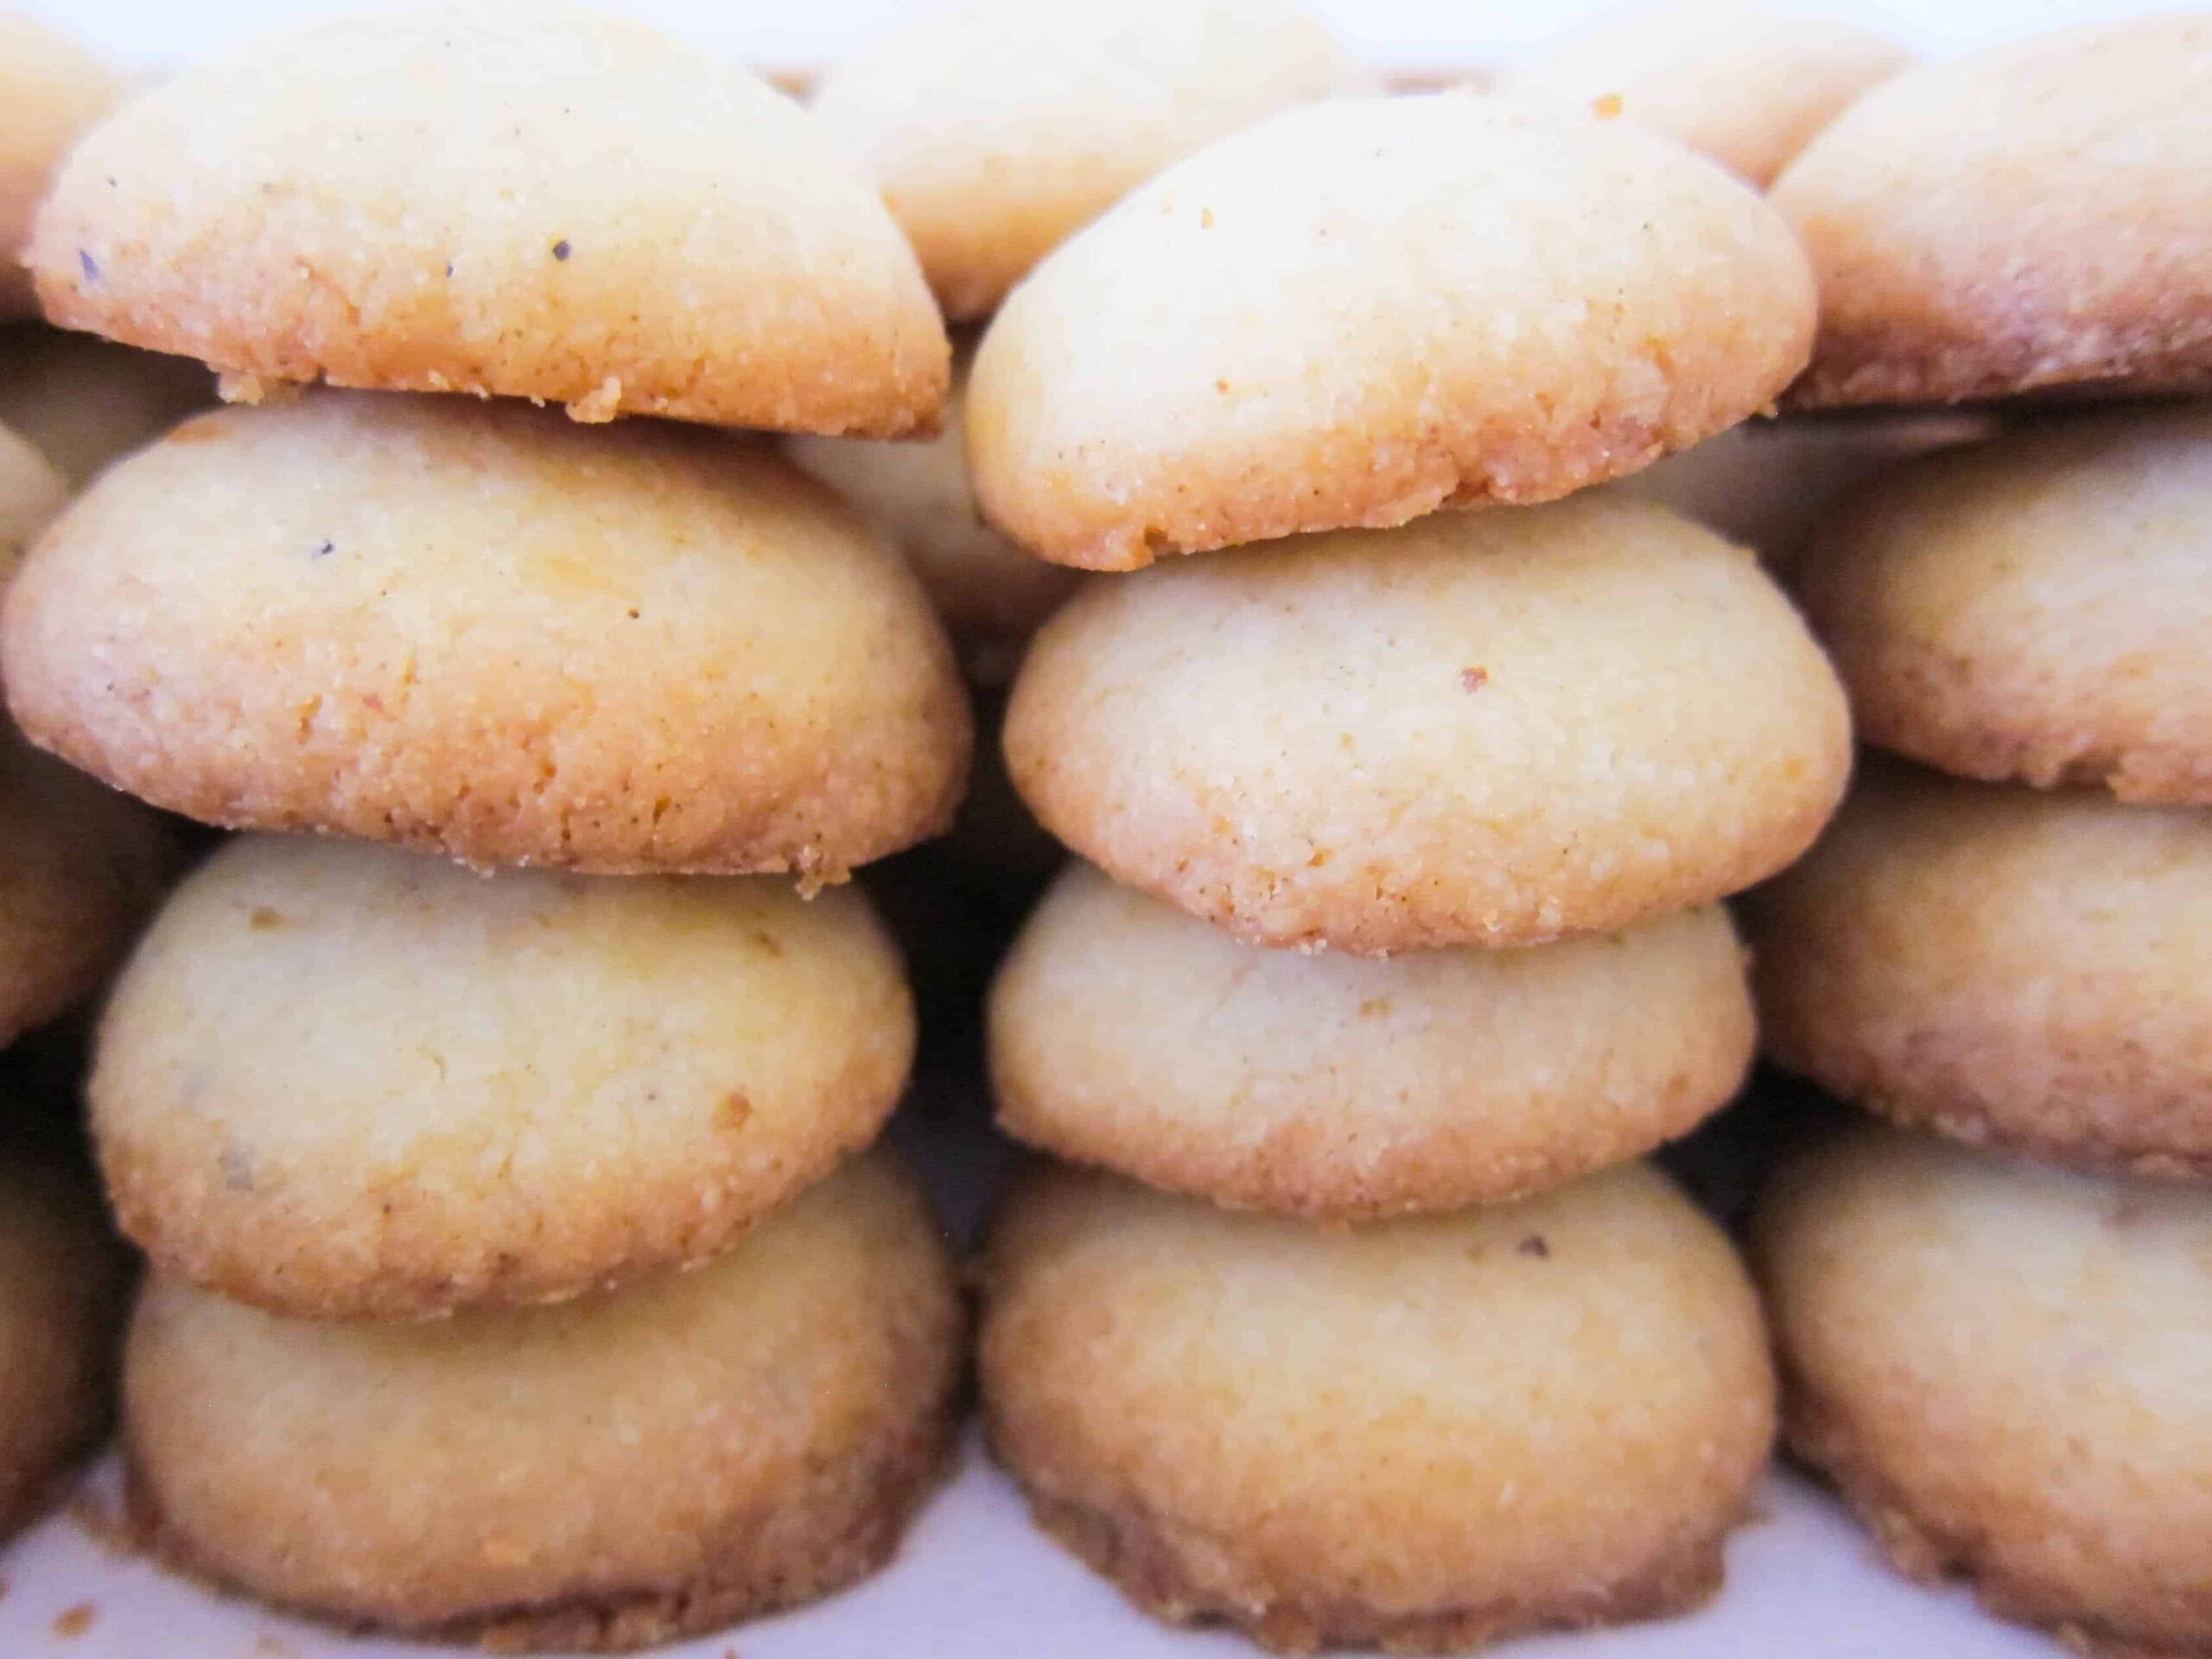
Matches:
[1801,408,2212,804]
[966,92,1815,569]
[2,392,972,876]
[0,16,119,321]
[1749,761,2212,1177]
[1755,1122,2212,1655]
[810,0,1368,322]
[124,1152,963,1641]
[1773,16,2212,408]
[1004,495,1852,953]
[989,862,1753,1217]
[29,3,948,435]
[94,833,915,1320]
[1506,0,1905,187]
[980,1160,1773,1650]
[0,326,213,486]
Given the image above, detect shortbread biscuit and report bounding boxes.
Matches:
[0,18,120,319]
[0,325,212,485]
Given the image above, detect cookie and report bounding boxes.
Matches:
[789,342,1082,679]
[1005,495,1852,954]
[29,3,947,435]
[1750,761,2212,1178]
[990,861,1753,1217]
[0,1154,130,1541]
[1774,16,2212,408]
[0,324,213,486]
[0,416,65,583]
[2,393,971,877]
[124,1152,963,1651]
[966,92,1814,569]
[1505,0,1904,187]
[1755,1122,2212,1658]
[1800,409,2212,803]
[810,0,1368,322]
[93,833,914,1320]
[981,1160,1775,1653]
[0,17,119,320]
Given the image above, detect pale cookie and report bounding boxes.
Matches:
[93,834,915,1320]
[810,0,1368,321]
[990,861,1754,1217]
[981,1160,1775,1654]
[1774,16,2212,407]
[0,17,120,319]
[1750,761,2212,1178]
[124,1154,963,1652]
[0,324,212,485]
[29,2,947,435]
[966,92,1815,569]
[1004,495,1852,954]
[2,393,971,876]
[1800,408,2212,803]
[1756,1123,2212,1659]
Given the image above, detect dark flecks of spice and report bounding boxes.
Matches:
[77,250,100,284]
[1517,1234,1550,1258]
[552,239,572,261]
[1459,666,1489,691]
[311,539,335,559]
[444,261,455,278]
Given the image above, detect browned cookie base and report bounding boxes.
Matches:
[1853,1089,2212,1185]
[1787,322,2212,412]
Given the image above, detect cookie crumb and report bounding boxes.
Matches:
[53,1602,95,1638]
[567,376,623,423]
[1459,667,1489,690]
[1592,92,1624,119]
[249,906,288,931]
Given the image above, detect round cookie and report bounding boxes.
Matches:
[29,3,946,435]
[0,417,66,584]
[1800,409,2212,803]
[810,0,1368,322]
[789,344,1082,679]
[124,1152,963,1651]
[1749,762,2212,1178]
[980,1160,1776,1652]
[990,861,1754,1217]
[1,392,971,877]
[0,1154,130,1541]
[966,92,1815,569]
[1504,0,1904,188]
[1754,1123,2212,1657]
[93,834,915,1319]
[1773,17,2212,408]
[1004,495,1852,954]
[0,17,120,320]
[0,325,213,486]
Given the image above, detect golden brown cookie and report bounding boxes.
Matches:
[1800,409,2212,803]
[0,17,120,320]
[2,393,971,876]
[966,92,1815,569]
[981,1160,1775,1653]
[1774,16,2212,408]
[990,861,1753,1217]
[1755,1122,2212,1658]
[0,324,213,486]
[93,833,914,1320]
[1005,495,1852,954]
[1750,762,2212,1178]
[124,1152,963,1651]
[29,3,947,435]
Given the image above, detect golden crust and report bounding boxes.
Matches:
[1004,496,1851,954]
[29,3,947,435]
[1774,18,2212,409]
[0,17,120,321]
[1,393,972,877]
[966,93,1815,569]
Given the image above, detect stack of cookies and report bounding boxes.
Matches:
[1739,18,2212,1657]
[1,4,981,1647]
[929,83,1855,1651]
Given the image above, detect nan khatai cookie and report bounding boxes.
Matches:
[0,17,120,320]
[966,93,1814,569]
[1774,17,2212,408]
[1756,1124,2212,1657]
[2,393,970,876]
[93,834,914,1320]
[0,1154,130,1541]
[29,3,946,435]
[789,344,1082,680]
[0,325,212,486]
[990,862,1754,1217]
[810,0,1367,322]
[1005,496,1851,954]
[1750,762,2212,1179]
[1800,409,2212,803]
[981,1160,1775,1652]
[1505,0,1904,188]
[125,1154,963,1651]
